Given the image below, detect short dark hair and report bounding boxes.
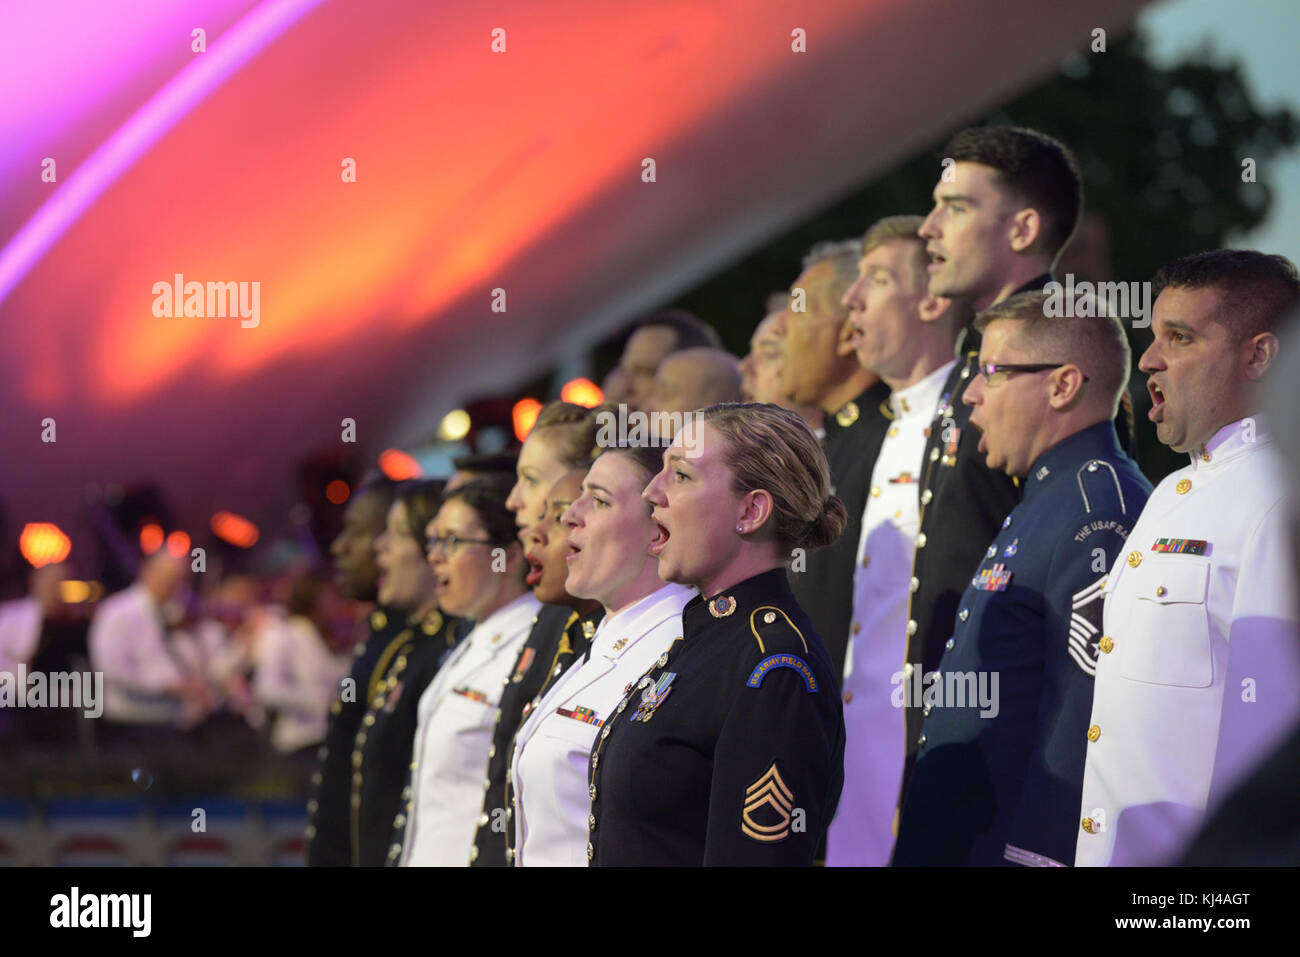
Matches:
[633,309,722,351]
[450,452,517,476]
[395,478,447,542]
[1151,249,1300,340]
[943,125,1083,260]
[442,476,517,546]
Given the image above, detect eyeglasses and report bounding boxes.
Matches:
[977,362,1090,388]
[426,534,497,557]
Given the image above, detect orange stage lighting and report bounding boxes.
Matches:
[378,449,421,480]
[139,522,164,555]
[325,479,351,504]
[512,398,543,441]
[561,378,603,408]
[166,530,191,557]
[211,511,260,548]
[20,522,71,568]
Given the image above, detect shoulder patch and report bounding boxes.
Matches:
[1075,459,1129,516]
[747,653,818,692]
[748,606,808,654]
[742,763,795,844]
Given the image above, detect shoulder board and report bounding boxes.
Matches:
[1075,459,1131,517]
[748,606,809,655]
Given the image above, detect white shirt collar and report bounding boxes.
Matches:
[591,583,693,659]
[1190,415,1271,471]
[464,592,542,644]
[890,359,956,419]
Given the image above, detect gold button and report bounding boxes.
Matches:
[917,533,927,548]
[920,489,933,505]
[469,846,479,863]
[843,691,854,704]
[1087,724,1101,742]
[363,714,375,727]
[888,426,899,438]
[1099,636,1114,654]
[907,620,917,636]
[1127,550,1142,568]
[852,622,861,635]
[764,611,776,624]
[870,486,881,498]
[1081,817,1096,834]
[1155,586,1167,597]
[587,843,594,861]
[910,577,919,592]
[1176,478,1192,495]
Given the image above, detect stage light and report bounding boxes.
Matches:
[211,511,260,548]
[20,522,71,568]
[139,522,164,555]
[60,580,91,603]
[378,449,421,480]
[325,479,351,504]
[166,530,191,557]
[561,378,603,408]
[512,398,542,441]
[438,410,471,442]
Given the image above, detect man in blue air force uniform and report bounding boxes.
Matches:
[894,291,1151,866]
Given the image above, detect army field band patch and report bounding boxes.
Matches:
[746,654,818,692]
[742,763,795,843]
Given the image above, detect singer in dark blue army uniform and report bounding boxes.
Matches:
[894,292,1151,866]
[307,474,401,866]
[588,404,846,866]
[351,606,465,866]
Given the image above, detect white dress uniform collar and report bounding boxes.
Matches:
[1188,415,1270,471]
[889,360,956,420]
[589,583,697,661]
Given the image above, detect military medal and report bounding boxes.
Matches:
[975,563,1013,592]
[708,595,736,618]
[835,401,860,427]
[1003,538,1019,557]
[630,672,676,722]
[511,647,536,683]
[1151,537,1208,555]
[557,705,602,727]
[582,620,596,640]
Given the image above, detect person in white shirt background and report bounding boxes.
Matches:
[826,214,967,866]
[253,572,347,757]
[1077,248,1300,866]
[89,551,213,734]
[0,561,69,676]
[400,478,540,865]
[511,444,693,865]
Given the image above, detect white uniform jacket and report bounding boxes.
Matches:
[510,584,693,866]
[1077,417,1300,865]
[401,592,540,866]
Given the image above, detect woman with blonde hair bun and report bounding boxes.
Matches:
[586,402,847,866]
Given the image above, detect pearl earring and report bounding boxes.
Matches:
[736,525,744,534]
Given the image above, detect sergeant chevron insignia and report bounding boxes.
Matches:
[742,763,795,843]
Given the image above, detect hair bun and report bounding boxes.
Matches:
[803,495,846,550]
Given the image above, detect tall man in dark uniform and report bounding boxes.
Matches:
[307,476,401,865]
[898,127,1084,801]
[894,291,1151,866]
[777,239,890,678]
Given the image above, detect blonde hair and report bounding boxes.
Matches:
[699,403,845,552]
[530,401,600,468]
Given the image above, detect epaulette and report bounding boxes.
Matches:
[1074,458,1131,517]
[744,606,819,694]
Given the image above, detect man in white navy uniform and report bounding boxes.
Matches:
[825,215,964,866]
[1077,249,1300,866]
